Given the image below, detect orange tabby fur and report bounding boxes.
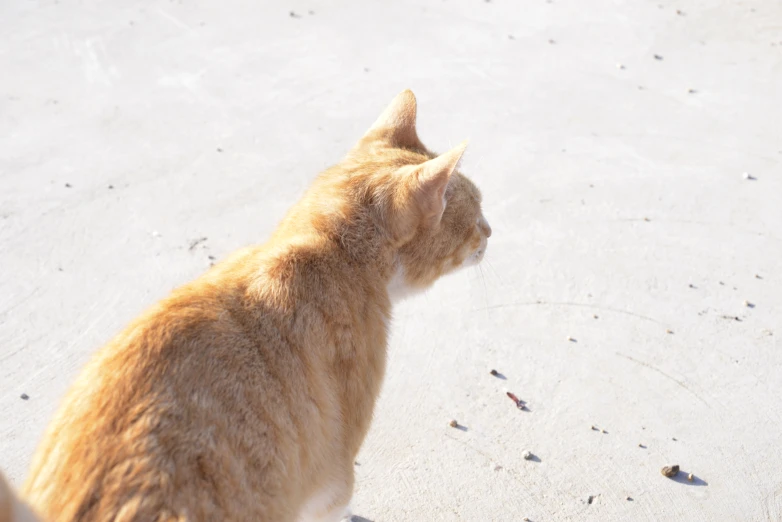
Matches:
[2,90,491,522]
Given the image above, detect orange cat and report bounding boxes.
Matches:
[2,90,491,522]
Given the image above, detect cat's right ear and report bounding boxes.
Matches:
[410,141,468,226]
[361,90,420,148]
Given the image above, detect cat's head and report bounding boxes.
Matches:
[344,90,492,300]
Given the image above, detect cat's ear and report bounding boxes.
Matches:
[363,90,420,148]
[411,141,468,225]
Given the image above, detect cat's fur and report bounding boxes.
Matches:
[1,90,491,522]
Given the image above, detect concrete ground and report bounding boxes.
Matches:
[1,0,781,520]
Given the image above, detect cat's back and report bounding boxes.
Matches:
[22,247,314,522]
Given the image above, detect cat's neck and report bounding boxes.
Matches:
[270,207,413,306]
[261,231,400,306]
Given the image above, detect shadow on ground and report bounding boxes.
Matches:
[670,472,708,487]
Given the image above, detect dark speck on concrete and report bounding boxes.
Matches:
[20,393,29,400]
[189,237,208,251]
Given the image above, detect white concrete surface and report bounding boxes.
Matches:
[1,0,781,520]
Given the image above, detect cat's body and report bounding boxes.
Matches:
[2,90,491,522]
[21,242,386,522]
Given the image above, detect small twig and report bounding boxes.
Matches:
[506,391,526,410]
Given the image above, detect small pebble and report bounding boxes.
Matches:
[666,329,673,334]
[65,183,72,188]
[638,443,646,448]
[490,369,499,376]
[626,496,633,501]
[743,172,755,180]
[108,184,114,189]
[743,300,753,307]
[566,336,575,342]
[20,393,29,400]
[687,473,694,482]
[449,420,458,428]
[601,429,607,434]
[755,274,762,279]
[661,464,680,477]
[523,450,533,460]
[591,425,598,431]
[654,54,664,60]
[687,88,697,94]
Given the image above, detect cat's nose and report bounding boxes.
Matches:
[479,216,492,238]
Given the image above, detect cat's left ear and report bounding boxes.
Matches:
[411,141,468,225]
[362,90,420,148]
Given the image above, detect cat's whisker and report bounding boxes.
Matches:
[484,258,503,285]
[477,264,490,318]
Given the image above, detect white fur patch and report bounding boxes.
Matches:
[387,264,424,304]
[297,484,352,522]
